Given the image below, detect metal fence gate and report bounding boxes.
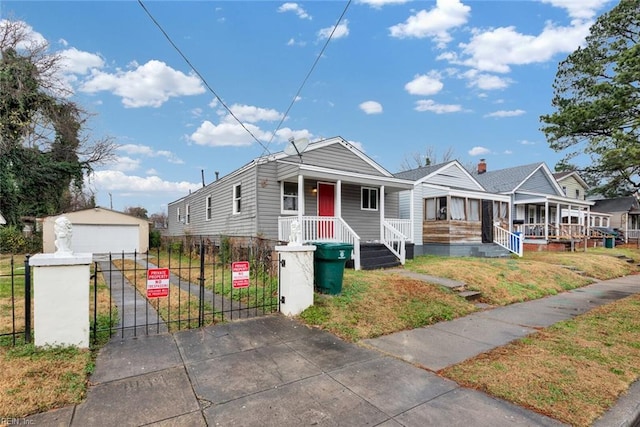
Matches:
[91,236,280,343]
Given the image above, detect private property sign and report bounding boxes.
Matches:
[232,261,250,289]
[147,268,170,298]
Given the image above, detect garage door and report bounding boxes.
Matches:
[72,224,140,254]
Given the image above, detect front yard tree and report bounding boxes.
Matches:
[540,0,640,198]
[0,19,114,225]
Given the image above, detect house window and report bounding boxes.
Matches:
[282,182,298,213]
[575,189,580,199]
[361,187,378,211]
[469,199,480,221]
[528,206,536,224]
[450,197,466,220]
[177,207,181,223]
[424,197,448,220]
[206,196,212,221]
[185,204,190,225]
[233,184,242,214]
[562,186,567,195]
[493,201,508,221]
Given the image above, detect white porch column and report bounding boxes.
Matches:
[336,179,342,218]
[409,187,415,242]
[544,201,549,240]
[556,203,561,232]
[380,185,385,240]
[297,174,304,227]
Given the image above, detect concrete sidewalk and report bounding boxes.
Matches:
[30,275,640,426]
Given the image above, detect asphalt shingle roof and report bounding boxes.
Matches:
[393,161,454,181]
[470,162,543,193]
[592,196,640,213]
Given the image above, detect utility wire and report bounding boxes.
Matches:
[137,0,271,154]
[261,0,352,158]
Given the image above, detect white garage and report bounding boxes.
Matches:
[43,208,150,254]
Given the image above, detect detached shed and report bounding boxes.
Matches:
[43,208,149,254]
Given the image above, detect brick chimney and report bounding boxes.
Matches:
[477,159,487,174]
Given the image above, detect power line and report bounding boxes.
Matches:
[261,0,352,157]
[137,0,271,154]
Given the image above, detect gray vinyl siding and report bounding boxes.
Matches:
[276,161,299,181]
[341,184,380,242]
[422,164,481,190]
[299,144,388,176]
[558,176,586,200]
[519,169,560,195]
[256,162,283,240]
[167,165,258,237]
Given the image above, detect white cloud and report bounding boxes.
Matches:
[346,140,365,152]
[109,156,140,172]
[521,140,536,145]
[456,21,593,73]
[80,60,205,108]
[225,104,283,123]
[504,150,513,154]
[118,144,185,164]
[405,72,444,96]
[468,146,490,156]
[59,47,104,74]
[414,99,462,114]
[278,3,311,20]
[89,170,200,193]
[389,0,471,47]
[274,128,314,145]
[484,109,526,118]
[463,70,512,90]
[318,20,350,40]
[359,100,383,114]
[540,0,609,20]
[357,0,409,8]
[189,121,271,147]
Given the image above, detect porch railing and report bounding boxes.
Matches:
[384,219,413,242]
[494,225,523,257]
[522,223,586,239]
[278,216,361,270]
[382,221,406,265]
[626,230,640,241]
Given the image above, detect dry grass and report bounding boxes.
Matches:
[113,259,217,330]
[442,294,640,427]
[0,259,113,418]
[524,249,638,280]
[300,270,476,341]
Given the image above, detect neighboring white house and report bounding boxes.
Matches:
[42,208,150,254]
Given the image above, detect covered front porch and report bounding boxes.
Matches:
[275,161,414,270]
[512,195,601,241]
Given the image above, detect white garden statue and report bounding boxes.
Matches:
[288,219,302,246]
[54,216,73,256]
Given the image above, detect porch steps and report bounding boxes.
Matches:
[358,243,402,270]
[384,270,482,301]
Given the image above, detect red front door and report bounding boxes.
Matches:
[318,183,335,238]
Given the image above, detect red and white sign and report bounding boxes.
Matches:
[147,268,170,298]
[232,261,250,289]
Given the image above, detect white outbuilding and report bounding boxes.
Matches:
[43,208,149,254]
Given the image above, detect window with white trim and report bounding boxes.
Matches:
[361,187,378,211]
[177,207,181,223]
[282,182,298,213]
[206,196,212,221]
[185,204,190,225]
[424,197,448,220]
[233,184,242,214]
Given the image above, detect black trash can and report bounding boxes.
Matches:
[313,242,353,295]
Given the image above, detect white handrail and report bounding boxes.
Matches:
[494,225,523,257]
[382,221,406,265]
[385,219,413,242]
[278,216,361,270]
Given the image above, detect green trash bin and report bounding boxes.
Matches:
[604,237,615,248]
[313,242,353,295]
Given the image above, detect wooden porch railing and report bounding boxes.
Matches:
[522,223,586,239]
[494,226,523,257]
[382,221,406,265]
[278,216,361,270]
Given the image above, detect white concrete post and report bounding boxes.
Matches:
[276,245,316,316]
[29,253,92,348]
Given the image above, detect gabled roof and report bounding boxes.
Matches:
[553,170,589,189]
[592,196,640,213]
[471,162,564,195]
[394,160,485,191]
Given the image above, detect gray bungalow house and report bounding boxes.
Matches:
[394,160,517,257]
[592,196,640,242]
[167,137,415,270]
[471,161,595,249]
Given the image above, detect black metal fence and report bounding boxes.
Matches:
[0,255,32,345]
[1,236,281,347]
[91,236,280,343]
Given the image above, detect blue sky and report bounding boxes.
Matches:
[1,0,615,215]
